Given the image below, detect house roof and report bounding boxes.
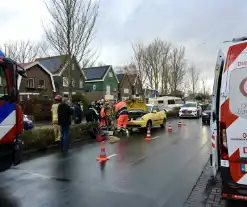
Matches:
[35,55,68,74]
[17,61,56,92]
[117,73,125,82]
[83,65,110,81]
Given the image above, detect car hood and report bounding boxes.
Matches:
[126,100,148,112]
[180,107,197,110]
[203,110,211,114]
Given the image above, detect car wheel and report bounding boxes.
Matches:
[160,118,166,128]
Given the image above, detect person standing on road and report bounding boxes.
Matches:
[73,101,83,124]
[84,104,99,123]
[115,100,129,135]
[58,97,73,152]
[51,95,62,142]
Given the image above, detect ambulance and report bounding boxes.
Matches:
[211,37,247,201]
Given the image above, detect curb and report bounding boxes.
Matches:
[22,136,93,157]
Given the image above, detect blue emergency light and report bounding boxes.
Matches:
[0,50,5,57]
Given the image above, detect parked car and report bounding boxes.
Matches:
[202,105,211,125]
[126,100,167,130]
[179,102,202,118]
[24,115,34,131]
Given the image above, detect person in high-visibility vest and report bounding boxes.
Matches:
[99,101,111,129]
[115,100,129,135]
[51,95,62,142]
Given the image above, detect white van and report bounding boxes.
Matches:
[148,96,183,110]
[211,37,247,202]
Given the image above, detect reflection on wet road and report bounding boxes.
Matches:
[0,119,211,207]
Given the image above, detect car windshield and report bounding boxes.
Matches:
[147,105,152,112]
[183,103,197,108]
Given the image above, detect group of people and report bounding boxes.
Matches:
[51,95,130,152]
[84,99,129,135]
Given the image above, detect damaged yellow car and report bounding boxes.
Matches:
[126,99,167,130]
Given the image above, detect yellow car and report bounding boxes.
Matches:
[126,100,167,130]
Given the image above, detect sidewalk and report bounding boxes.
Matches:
[184,159,225,207]
[184,160,247,207]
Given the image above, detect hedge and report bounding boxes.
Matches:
[21,122,98,152]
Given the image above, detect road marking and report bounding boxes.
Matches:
[152,136,160,140]
[108,154,118,159]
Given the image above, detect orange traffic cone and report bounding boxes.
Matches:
[96,141,109,162]
[145,126,152,141]
[168,122,172,133]
[178,120,182,128]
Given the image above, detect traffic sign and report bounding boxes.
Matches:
[155,90,159,97]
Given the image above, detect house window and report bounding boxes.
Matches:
[109,72,113,77]
[124,88,129,94]
[38,80,45,88]
[72,63,75,70]
[93,84,96,90]
[106,85,110,95]
[79,80,83,88]
[113,88,117,92]
[27,78,35,88]
[63,77,68,87]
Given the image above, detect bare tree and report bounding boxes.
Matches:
[188,64,200,99]
[142,39,167,90]
[131,39,171,91]
[130,43,147,89]
[169,46,186,94]
[43,0,99,100]
[4,40,49,63]
[160,42,171,95]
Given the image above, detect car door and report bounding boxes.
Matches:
[152,106,160,125]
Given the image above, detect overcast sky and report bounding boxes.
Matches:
[1,0,247,90]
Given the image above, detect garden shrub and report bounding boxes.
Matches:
[21,122,98,151]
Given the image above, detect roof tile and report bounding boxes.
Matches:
[83,65,110,81]
[36,55,68,74]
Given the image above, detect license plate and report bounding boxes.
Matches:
[241,164,247,172]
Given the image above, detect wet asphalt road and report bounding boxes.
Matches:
[0,119,211,207]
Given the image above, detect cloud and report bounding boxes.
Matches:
[2,0,247,92]
[0,0,47,42]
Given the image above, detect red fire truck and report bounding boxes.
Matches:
[0,52,26,172]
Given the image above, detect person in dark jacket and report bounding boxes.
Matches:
[84,104,99,123]
[73,101,83,124]
[58,97,73,152]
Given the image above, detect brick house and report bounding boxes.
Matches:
[17,62,56,100]
[117,72,143,100]
[83,65,119,101]
[36,55,86,97]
